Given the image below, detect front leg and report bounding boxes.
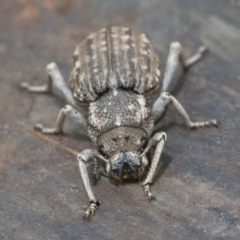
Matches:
[78,149,104,219]
[35,105,86,134]
[141,132,167,200]
[152,92,217,129]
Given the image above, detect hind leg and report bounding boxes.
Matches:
[21,62,75,106]
[161,42,207,93]
[152,92,217,128]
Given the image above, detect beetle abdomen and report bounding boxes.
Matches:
[69,26,161,104]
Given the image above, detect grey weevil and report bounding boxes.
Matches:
[21,26,217,219]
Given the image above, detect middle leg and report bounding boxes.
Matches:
[35,105,87,134]
[152,92,217,128]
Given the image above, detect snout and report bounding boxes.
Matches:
[110,152,144,180]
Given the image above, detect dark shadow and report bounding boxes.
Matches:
[153,121,183,134]
[52,92,68,108]
[64,131,91,142]
[153,107,168,128]
[17,82,38,118]
[170,70,189,96]
[152,151,172,183]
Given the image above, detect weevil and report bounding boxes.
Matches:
[21,26,217,219]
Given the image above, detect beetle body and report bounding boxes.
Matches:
[70,27,162,180]
[70,27,161,143]
[21,26,217,219]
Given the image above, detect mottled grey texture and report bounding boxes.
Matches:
[88,89,154,143]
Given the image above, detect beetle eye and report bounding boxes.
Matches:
[141,138,148,150]
[98,146,108,158]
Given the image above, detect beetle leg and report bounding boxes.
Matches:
[21,62,76,106]
[161,42,207,93]
[78,149,102,219]
[152,92,217,128]
[34,105,87,134]
[142,132,167,200]
[92,157,102,185]
[180,45,208,69]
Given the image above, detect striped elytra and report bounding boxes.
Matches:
[69,26,162,105]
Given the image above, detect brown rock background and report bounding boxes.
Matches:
[0,0,239,239]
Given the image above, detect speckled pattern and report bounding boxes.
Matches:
[0,0,240,239]
[87,89,154,143]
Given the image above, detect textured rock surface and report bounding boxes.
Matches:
[0,0,239,239]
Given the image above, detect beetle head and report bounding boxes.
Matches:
[97,127,149,181]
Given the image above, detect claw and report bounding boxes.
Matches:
[83,207,94,220]
[198,46,208,55]
[20,82,30,89]
[143,184,156,201]
[144,189,156,201]
[82,201,100,220]
[210,119,218,127]
[34,123,44,131]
